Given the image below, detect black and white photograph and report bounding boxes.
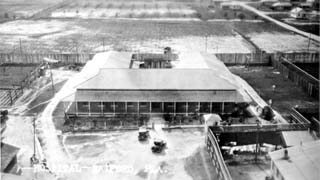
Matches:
[0,0,319,180]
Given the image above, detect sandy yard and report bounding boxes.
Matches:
[229,66,319,115]
[57,128,217,180]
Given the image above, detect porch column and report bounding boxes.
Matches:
[186,102,188,116]
[88,101,91,116]
[174,102,176,116]
[149,101,152,113]
[75,101,78,116]
[162,102,164,114]
[101,102,103,115]
[113,102,115,115]
[221,102,225,114]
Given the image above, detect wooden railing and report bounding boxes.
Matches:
[210,122,310,133]
[272,56,319,98]
[291,108,311,125]
[207,128,232,180]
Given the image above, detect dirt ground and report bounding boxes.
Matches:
[229,66,319,115]
[1,18,315,54]
[57,128,217,180]
[227,155,271,180]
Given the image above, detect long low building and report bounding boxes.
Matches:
[63,51,251,120]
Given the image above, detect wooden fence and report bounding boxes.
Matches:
[215,53,269,65]
[279,52,319,63]
[0,53,94,64]
[0,88,23,107]
[0,64,43,107]
[0,52,317,65]
[272,56,319,98]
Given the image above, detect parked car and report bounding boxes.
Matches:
[151,139,166,153]
[138,127,149,141]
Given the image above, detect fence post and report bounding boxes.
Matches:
[8,90,13,105]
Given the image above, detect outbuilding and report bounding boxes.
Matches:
[290,7,307,19]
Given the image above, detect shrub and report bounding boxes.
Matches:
[238,13,245,20]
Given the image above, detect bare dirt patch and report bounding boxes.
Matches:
[0,19,309,54]
[229,66,319,115]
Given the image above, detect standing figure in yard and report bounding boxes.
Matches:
[268,99,272,106]
[272,85,276,92]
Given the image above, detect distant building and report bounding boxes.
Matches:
[261,0,279,7]
[220,2,242,10]
[290,7,307,18]
[271,2,293,10]
[269,140,320,180]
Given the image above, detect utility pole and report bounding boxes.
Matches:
[48,63,55,96]
[205,35,208,53]
[33,115,36,158]
[43,58,57,96]
[30,114,39,166]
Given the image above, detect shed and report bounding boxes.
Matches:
[290,7,307,19]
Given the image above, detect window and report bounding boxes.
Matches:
[139,102,150,113]
[114,102,125,113]
[176,102,187,113]
[164,102,174,113]
[187,102,199,113]
[224,102,235,113]
[211,102,222,113]
[151,102,162,113]
[127,102,138,113]
[90,102,102,113]
[77,102,89,113]
[200,102,210,113]
[103,102,114,113]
